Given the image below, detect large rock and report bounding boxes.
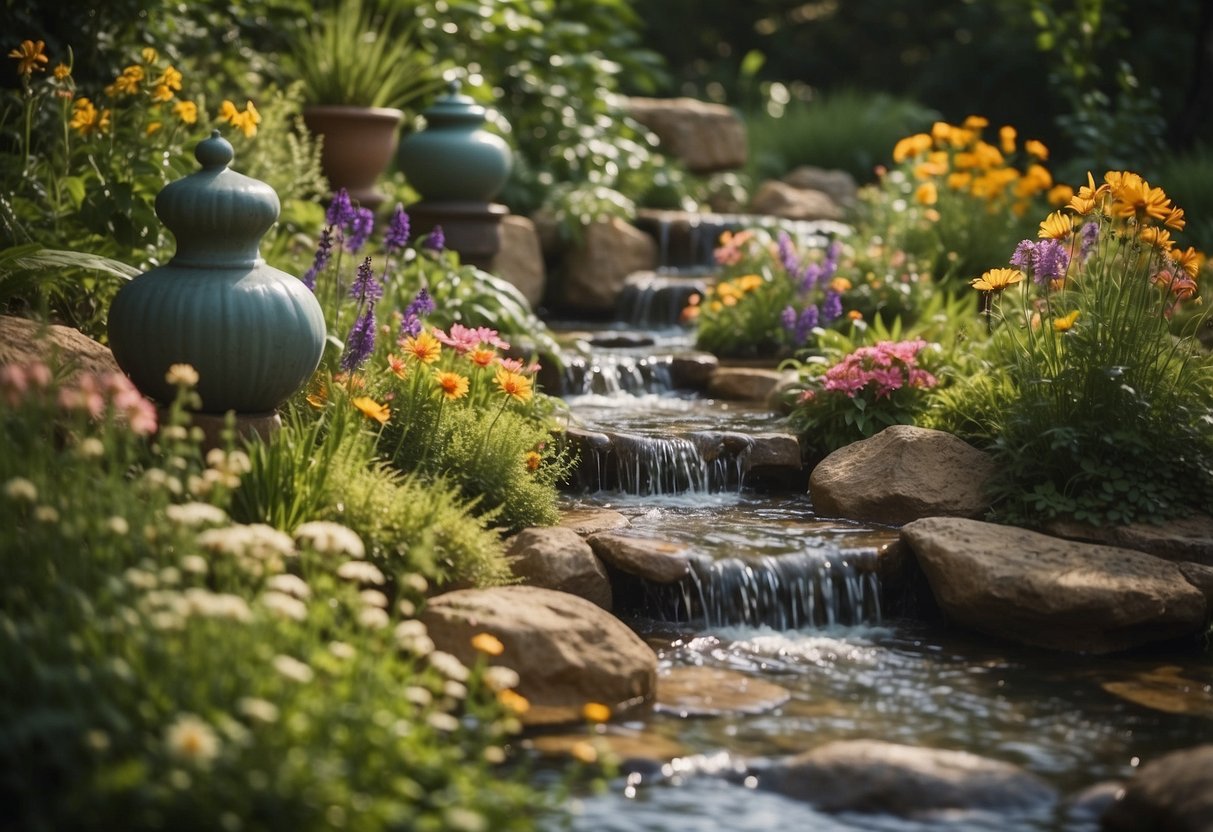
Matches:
[749,180,845,222]
[490,214,545,308]
[809,425,996,525]
[1101,744,1213,831]
[782,166,859,208]
[707,367,796,402]
[625,97,747,173]
[758,740,1056,816]
[419,585,657,725]
[505,527,612,609]
[901,517,1208,653]
[0,315,119,378]
[558,218,657,313]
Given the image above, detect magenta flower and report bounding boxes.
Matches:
[433,323,510,355]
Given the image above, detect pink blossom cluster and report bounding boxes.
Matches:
[819,340,938,399]
[431,322,510,355]
[1,362,157,435]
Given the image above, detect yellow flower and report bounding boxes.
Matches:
[1052,310,1080,332]
[892,133,932,162]
[1047,184,1074,207]
[352,396,390,425]
[1170,246,1201,280]
[1162,205,1186,232]
[156,65,182,91]
[401,331,441,364]
[570,741,598,764]
[52,63,71,81]
[946,171,972,191]
[914,181,938,206]
[1024,139,1049,159]
[582,702,611,723]
[847,309,864,321]
[525,451,541,471]
[69,97,110,136]
[829,276,852,293]
[146,121,162,136]
[220,98,261,138]
[471,632,505,656]
[173,99,198,125]
[497,689,529,714]
[970,268,1025,292]
[9,39,48,77]
[962,114,989,130]
[434,371,469,400]
[387,353,408,379]
[106,65,144,96]
[141,47,159,64]
[493,368,533,403]
[737,274,764,292]
[1139,226,1174,252]
[999,125,1016,155]
[1038,210,1073,240]
[150,83,174,103]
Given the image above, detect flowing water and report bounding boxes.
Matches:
[536,265,1213,831]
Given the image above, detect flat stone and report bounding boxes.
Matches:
[1102,744,1213,831]
[668,352,719,390]
[749,180,845,222]
[558,507,630,537]
[757,739,1056,815]
[505,527,612,610]
[1100,665,1213,718]
[1047,513,1213,567]
[809,425,996,525]
[588,532,691,584]
[707,367,796,402]
[420,586,657,726]
[901,517,1207,653]
[655,666,791,717]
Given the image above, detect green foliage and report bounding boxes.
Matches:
[0,354,551,830]
[746,88,939,184]
[1155,143,1213,253]
[288,0,446,109]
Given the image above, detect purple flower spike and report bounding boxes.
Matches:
[384,204,411,254]
[302,226,335,292]
[325,189,356,229]
[340,302,377,372]
[399,288,435,338]
[424,225,445,252]
[822,291,843,322]
[349,256,383,303]
[346,206,375,252]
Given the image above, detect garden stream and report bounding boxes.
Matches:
[532,244,1213,831]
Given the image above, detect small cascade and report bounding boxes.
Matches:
[637,550,881,629]
[616,271,710,328]
[560,352,675,397]
[571,432,748,496]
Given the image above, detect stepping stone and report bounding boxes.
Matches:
[655,666,791,717]
[588,532,691,584]
[558,506,630,537]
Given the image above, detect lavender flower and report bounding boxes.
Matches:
[349,256,383,303]
[340,302,377,372]
[325,189,356,229]
[822,291,843,322]
[1080,221,1099,261]
[781,305,820,346]
[399,288,434,338]
[384,204,411,254]
[346,206,375,252]
[1010,239,1070,285]
[423,225,445,252]
[777,232,800,276]
[302,226,334,292]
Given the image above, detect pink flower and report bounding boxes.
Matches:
[496,356,540,375]
[433,323,510,355]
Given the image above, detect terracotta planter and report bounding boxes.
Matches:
[302,105,404,209]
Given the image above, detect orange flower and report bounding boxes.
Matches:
[387,353,408,379]
[914,181,938,206]
[434,371,469,401]
[498,689,529,714]
[401,331,441,364]
[352,396,390,425]
[582,702,611,723]
[525,451,541,471]
[493,368,533,403]
[1047,184,1074,207]
[471,632,504,656]
[1024,139,1049,160]
[9,39,48,77]
[1169,246,1201,280]
[468,348,497,368]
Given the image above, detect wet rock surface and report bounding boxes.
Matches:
[1101,744,1213,831]
[588,532,691,584]
[901,517,1207,653]
[655,666,791,717]
[505,527,612,610]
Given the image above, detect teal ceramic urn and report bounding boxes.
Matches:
[108,131,326,414]
[397,80,513,202]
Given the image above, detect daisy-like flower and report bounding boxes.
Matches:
[1038,210,1073,240]
[434,371,469,400]
[1169,246,1201,281]
[493,368,533,403]
[387,353,409,379]
[272,654,314,684]
[352,396,390,425]
[164,713,221,766]
[69,97,110,137]
[401,331,442,364]
[9,39,48,77]
[467,348,497,368]
[971,268,1025,293]
[165,363,199,388]
[336,559,385,585]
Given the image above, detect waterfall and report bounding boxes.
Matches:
[572,432,749,496]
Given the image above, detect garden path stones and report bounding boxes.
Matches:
[900,517,1207,654]
[654,666,790,717]
[419,585,657,726]
[755,739,1056,816]
[1101,744,1213,831]
[809,425,996,525]
[504,527,612,610]
[588,532,691,584]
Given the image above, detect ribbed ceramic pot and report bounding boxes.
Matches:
[108,131,326,415]
[303,105,403,208]
[397,81,512,202]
